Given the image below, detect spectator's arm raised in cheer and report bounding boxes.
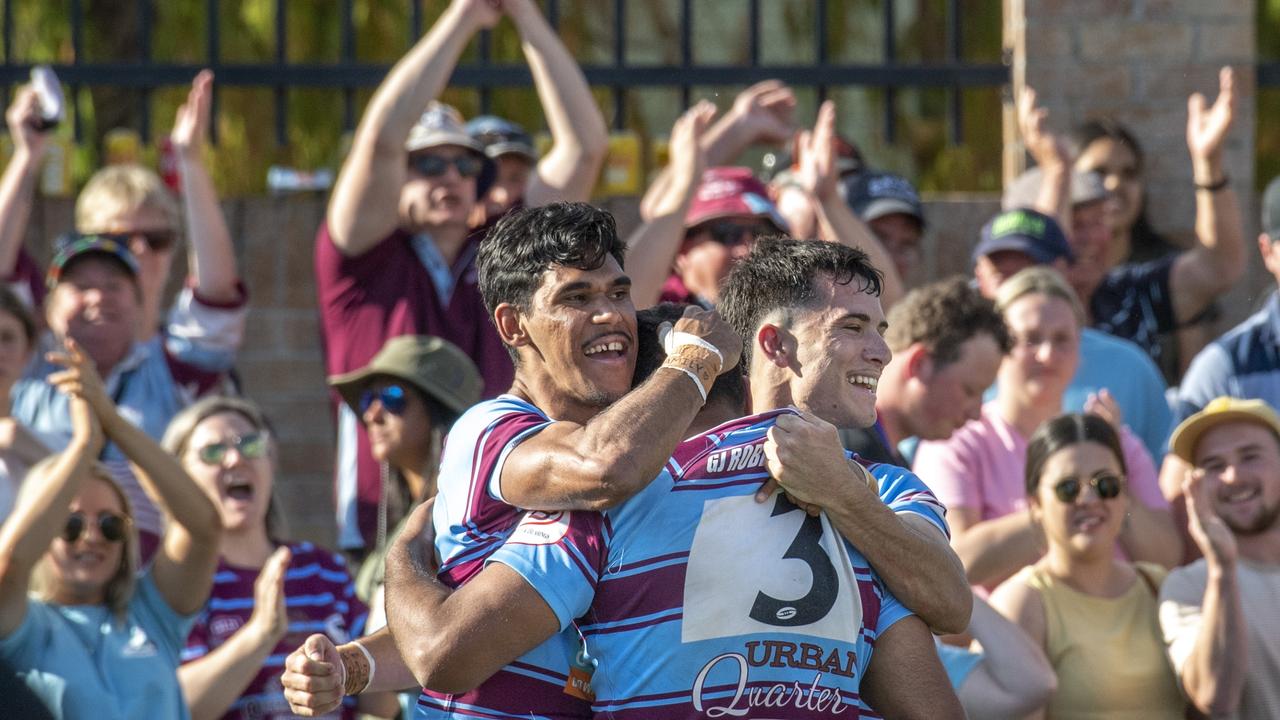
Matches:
[504,0,608,207]
[327,0,501,257]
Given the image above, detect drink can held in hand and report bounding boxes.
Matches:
[30,65,64,132]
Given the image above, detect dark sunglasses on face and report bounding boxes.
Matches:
[407,153,484,179]
[359,385,407,416]
[1053,473,1124,503]
[102,229,178,252]
[699,220,774,247]
[196,432,268,466]
[62,511,128,543]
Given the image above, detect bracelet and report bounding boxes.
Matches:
[339,640,376,696]
[1195,175,1229,192]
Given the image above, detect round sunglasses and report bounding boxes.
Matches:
[359,385,408,416]
[62,511,129,543]
[1052,473,1124,504]
[196,432,268,466]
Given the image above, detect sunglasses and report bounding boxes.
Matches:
[1053,473,1124,504]
[100,229,178,252]
[196,432,268,466]
[62,511,129,543]
[697,220,774,247]
[359,385,407,416]
[407,153,484,179]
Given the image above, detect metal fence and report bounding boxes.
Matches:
[1,0,1009,146]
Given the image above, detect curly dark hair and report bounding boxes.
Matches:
[477,202,626,359]
[885,276,1011,364]
[719,236,882,369]
[633,303,747,414]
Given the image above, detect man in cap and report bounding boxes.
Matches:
[972,207,1073,297]
[13,235,242,557]
[842,169,927,283]
[658,166,790,307]
[1175,176,1280,423]
[315,0,604,553]
[467,105,605,228]
[1160,397,1280,718]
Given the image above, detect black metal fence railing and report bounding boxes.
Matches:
[1,0,1009,147]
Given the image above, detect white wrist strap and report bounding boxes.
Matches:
[657,322,725,365]
[666,365,708,401]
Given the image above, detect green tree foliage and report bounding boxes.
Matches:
[7,0,1005,196]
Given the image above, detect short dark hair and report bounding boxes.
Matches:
[885,276,1011,364]
[1025,413,1127,497]
[633,303,747,414]
[719,236,882,368]
[478,202,625,315]
[0,285,36,346]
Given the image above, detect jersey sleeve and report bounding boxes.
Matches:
[864,459,950,539]
[485,510,607,632]
[873,582,915,637]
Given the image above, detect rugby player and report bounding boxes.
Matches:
[383,239,964,717]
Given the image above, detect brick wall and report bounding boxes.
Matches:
[1006,0,1268,313]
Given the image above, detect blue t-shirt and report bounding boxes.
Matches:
[489,409,948,718]
[0,572,196,720]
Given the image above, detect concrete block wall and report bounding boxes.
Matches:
[1006,0,1268,311]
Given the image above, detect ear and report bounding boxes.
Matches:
[903,343,933,381]
[493,303,530,350]
[756,323,791,368]
[1259,233,1280,278]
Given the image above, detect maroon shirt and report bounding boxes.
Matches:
[314,223,513,549]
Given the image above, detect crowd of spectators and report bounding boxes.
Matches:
[1,0,1278,718]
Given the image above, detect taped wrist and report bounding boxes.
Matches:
[662,344,722,401]
[339,641,375,696]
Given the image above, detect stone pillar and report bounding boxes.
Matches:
[1006,0,1265,315]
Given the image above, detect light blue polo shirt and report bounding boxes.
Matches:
[0,572,195,720]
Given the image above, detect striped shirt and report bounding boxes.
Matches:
[418,395,592,719]
[182,542,368,720]
[489,409,949,719]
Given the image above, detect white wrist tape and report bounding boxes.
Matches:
[658,322,725,365]
[352,640,376,694]
[667,365,708,401]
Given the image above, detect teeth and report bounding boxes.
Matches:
[1223,488,1258,503]
[848,375,878,390]
[585,341,624,356]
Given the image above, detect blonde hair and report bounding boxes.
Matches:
[29,460,139,621]
[75,164,181,236]
[994,265,1085,325]
[162,395,289,541]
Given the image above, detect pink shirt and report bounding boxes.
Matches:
[913,401,1167,522]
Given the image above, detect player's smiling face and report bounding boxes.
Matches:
[784,275,890,429]
[520,256,637,414]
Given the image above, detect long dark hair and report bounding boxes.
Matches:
[1069,119,1178,263]
[1025,413,1127,497]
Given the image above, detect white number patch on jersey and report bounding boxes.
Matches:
[681,493,862,644]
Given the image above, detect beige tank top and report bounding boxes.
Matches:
[1022,562,1185,720]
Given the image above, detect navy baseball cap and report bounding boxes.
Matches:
[840,170,925,228]
[974,208,1073,265]
[466,115,537,162]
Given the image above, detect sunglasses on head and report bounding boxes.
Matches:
[407,153,484,179]
[196,432,268,466]
[359,385,408,416]
[698,220,774,247]
[62,511,128,543]
[1053,473,1124,503]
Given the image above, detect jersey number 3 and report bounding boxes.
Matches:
[681,492,861,644]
